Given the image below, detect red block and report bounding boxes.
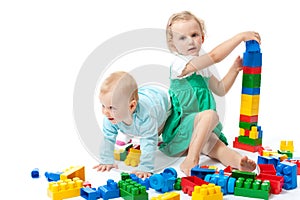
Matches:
[181,176,208,196]
[240,115,258,123]
[256,173,284,194]
[243,66,262,74]
[233,137,261,152]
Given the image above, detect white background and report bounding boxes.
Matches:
[1,0,299,199]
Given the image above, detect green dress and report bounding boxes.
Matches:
[159,73,228,156]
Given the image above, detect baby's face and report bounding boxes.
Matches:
[171,19,203,56]
[99,91,132,124]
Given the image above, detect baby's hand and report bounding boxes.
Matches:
[178,63,195,78]
[93,164,118,172]
[131,170,152,178]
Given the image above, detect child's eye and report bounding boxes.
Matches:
[179,36,185,40]
[192,33,199,37]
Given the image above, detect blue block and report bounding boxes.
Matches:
[130,174,150,190]
[149,167,177,193]
[80,187,99,200]
[246,40,261,53]
[257,156,280,168]
[243,52,262,67]
[204,170,236,195]
[98,179,120,200]
[191,165,216,179]
[31,168,40,178]
[276,161,297,190]
[44,171,62,182]
[242,87,260,95]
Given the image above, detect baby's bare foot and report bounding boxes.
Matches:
[180,157,198,176]
[239,156,256,172]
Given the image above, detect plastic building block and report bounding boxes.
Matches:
[130,174,150,190]
[80,187,99,200]
[240,94,260,116]
[174,178,181,190]
[47,177,83,200]
[238,136,262,146]
[192,184,223,200]
[149,168,177,193]
[181,176,209,196]
[257,156,280,168]
[31,168,39,178]
[98,179,120,200]
[276,161,297,190]
[256,173,284,194]
[234,178,270,200]
[191,165,216,179]
[45,171,63,182]
[258,164,276,175]
[118,179,148,200]
[151,192,180,200]
[243,66,262,74]
[285,159,300,175]
[83,181,92,188]
[280,140,294,152]
[124,148,141,167]
[231,170,256,180]
[233,137,261,152]
[204,170,236,194]
[60,166,85,181]
[277,150,293,158]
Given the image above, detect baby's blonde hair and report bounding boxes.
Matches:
[166,11,206,52]
[100,71,139,102]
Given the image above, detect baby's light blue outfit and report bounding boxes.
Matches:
[100,86,170,172]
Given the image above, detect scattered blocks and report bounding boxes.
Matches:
[118,179,148,200]
[124,148,141,167]
[181,176,208,196]
[98,179,120,200]
[151,192,180,200]
[191,165,216,179]
[31,168,39,178]
[234,178,270,200]
[280,140,294,152]
[276,161,297,190]
[149,168,177,193]
[204,170,236,194]
[60,166,85,181]
[80,187,99,200]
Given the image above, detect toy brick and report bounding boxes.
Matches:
[234,178,270,200]
[233,137,261,152]
[280,140,294,152]
[277,150,293,158]
[285,159,300,175]
[124,148,141,167]
[45,171,63,182]
[276,161,297,190]
[242,87,260,95]
[242,74,261,88]
[47,177,83,200]
[130,174,150,190]
[245,40,261,53]
[118,179,148,200]
[80,187,99,200]
[243,66,262,74]
[149,168,177,193]
[181,176,209,196]
[239,122,258,130]
[204,170,236,194]
[238,136,262,146]
[256,173,284,194]
[174,178,182,190]
[257,156,280,168]
[240,94,260,116]
[98,179,120,200]
[60,166,85,181]
[191,165,216,179]
[31,168,39,178]
[249,126,259,139]
[258,164,276,175]
[192,184,223,200]
[151,192,180,200]
[243,52,262,67]
[231,170,256,180]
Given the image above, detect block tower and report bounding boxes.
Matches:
[233,40,263,152]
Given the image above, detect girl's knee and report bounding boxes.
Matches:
[196,110,219,123]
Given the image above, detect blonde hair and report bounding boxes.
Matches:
[166,11,206,52]
[100,71,139,102]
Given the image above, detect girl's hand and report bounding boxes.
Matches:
[93,164,118,172]
[131,170,152,178]
[239,31,261,44]
[231,56,243,73]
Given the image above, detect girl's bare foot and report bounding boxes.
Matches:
[239,156,256,172]
[180,157,198,176]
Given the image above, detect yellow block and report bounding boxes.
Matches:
[240,94,260,115]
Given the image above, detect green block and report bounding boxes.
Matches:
[239,121,257,130]
[238,136,262,146]
[234,178,270,200]
[119,179,148,200]
[242,74,261,88]
[277,150,293,158]
[231,170,257,180]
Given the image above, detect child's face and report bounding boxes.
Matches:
[99,91,133,125]
[171,19,203,56]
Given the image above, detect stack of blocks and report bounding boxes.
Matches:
[233,40,263,152]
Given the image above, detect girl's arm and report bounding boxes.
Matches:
[179,31,260,77]
[209,56,243,96]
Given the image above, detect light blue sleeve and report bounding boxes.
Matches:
[99,118,118,164]
[138,116,158,172]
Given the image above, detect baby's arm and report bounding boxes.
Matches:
[209,56,243,96]
[179,31,260,77]
[94,118,118,172]
[131,119,158,178]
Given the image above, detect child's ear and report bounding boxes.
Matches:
[129,100,137,113]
